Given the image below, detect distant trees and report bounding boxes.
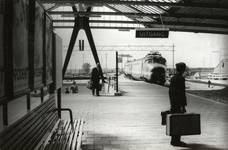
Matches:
[82,63,91,74]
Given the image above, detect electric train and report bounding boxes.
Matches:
[124,51,167,85]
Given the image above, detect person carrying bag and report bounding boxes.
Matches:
[90,63,101,96]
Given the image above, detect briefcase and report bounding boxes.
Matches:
[166,113,201,136]
[86,81,93,90]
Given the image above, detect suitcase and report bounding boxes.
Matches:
[161,110,172,125]
[166,113,201,136]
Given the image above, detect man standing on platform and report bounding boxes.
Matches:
[169,62,187,146]
[90,63,101,96]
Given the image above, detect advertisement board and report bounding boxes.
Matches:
[12,0,29,94]
[53,33,62,90]
[0,0,4,98]
[34,0,44,87]
[45,14,53,85]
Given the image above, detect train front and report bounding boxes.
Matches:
[145,54,167,85]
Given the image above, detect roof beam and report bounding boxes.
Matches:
[47,3,59,11]
[168,28,228,35]
[40,0,228,9]
[53,26,136,30]
[52,19,228,29]
[52,25,228,34]
[49,11,228,21]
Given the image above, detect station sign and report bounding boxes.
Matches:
[135,28,169,38]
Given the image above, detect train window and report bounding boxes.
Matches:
[160,60,166,65]
[147,59,152,63]
[154,57,158,62]
[153,57,166,65]
[153,57,160,63]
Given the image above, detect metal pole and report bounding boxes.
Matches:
[173,44,174,72]
[121,53,123,72]
[116,51,118,92]
[3,101,8,125]
[27,93,31,111]
[57,88,61,118]
[106,53,107,73]
[40,88,44,102]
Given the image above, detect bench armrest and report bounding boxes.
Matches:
[53,108,74,131]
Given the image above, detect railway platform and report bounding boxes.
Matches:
[61,76,228,150]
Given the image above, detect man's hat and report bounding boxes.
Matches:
[176,62,186,72]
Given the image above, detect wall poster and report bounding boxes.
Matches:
[45,15,53,85]
[53,33,62,90]
[12,0,29,94]
[34,0,44,87]
[0,0,4,98]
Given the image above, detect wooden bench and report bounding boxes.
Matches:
[0,95,84,150]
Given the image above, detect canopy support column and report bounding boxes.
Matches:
[62,6,105,82]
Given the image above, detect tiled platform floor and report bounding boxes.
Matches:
[61,76,228,150]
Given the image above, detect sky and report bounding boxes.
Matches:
[55,28,228,70]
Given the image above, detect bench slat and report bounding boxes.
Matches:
[55,121,69,150]
[42,121,63,150]
[71,119,81,150]
[0,97,54,140]
[0,96,57,150]
[0,95,84,150]
[10,102,57,150]
[44,121,65,150]
[76,118,84,150]
[35,119,61,150]
[22,113,59,150]
[60,120,73,150]
[53,120,68,150]
[60,121,73,150]
[65,120,78,150]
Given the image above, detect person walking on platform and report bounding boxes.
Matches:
[90,63,101,96]
[208,80,211,88]
[169,62,187,147]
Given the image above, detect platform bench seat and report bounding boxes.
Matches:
[0,95,84,150]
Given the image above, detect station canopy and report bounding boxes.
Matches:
[40,0,228,35]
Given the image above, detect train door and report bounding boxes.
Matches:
[142,60,148,80]
[130,61,132,75]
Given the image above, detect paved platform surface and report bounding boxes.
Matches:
[61,76,228,150]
